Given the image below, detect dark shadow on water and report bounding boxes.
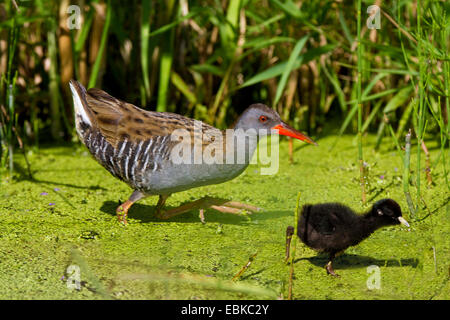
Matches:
[12,161,107,191]
[367,180,394,203]
[34,168,104,172]
[294,253,419,270]
[417,195,450,222]
[293,139,322,153]
[240,268,267,281]
[100,200,292,225]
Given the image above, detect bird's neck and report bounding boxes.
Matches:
[359,211,388,236]
[222,129,259,165]
[231,115,248,131]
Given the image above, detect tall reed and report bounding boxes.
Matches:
[356,0,366,203]
[88,0,112,89]
[403,129,415,217]
[415,0,426,212]
[48,26,62,140]
[156,0,177,112]
[140,0,152,105]
[0,7,19,176]
[0,0,448,187]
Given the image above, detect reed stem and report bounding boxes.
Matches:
[404,129,416,218]
[356,0,366,204]
[88,0,112,89]
[156,0,176,112]
[441,10,450,190]
[232,252,258,281]
[7,84,13,177]
[140,0,152,104]
[415,0,426,210]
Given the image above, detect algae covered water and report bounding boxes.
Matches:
[0,135,448,299]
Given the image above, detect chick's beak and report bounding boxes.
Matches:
[272,122,318,146]
[398,216,410,227]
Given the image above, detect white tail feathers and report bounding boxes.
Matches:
[69,81,92,127]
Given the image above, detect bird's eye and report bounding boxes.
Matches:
[259,115,268,123]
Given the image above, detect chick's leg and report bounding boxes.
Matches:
[325,251,344,277]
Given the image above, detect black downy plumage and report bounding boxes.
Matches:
[285,199,410,277]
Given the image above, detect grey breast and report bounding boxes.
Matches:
[137,132,259,195]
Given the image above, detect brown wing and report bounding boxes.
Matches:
[83,87,219,148]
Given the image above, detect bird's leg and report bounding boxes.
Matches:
[209,205,244,214]
[217,201,261,212]
[154,194,170,217]
[285,226,295,262]
[325,252,340,277]
[154,196,261,220]
[116,190,145,225]
[209,199,261,215]
[154,196,214,220]
[199,209,206,224]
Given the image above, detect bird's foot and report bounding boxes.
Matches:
[210,200,261,215]
[154,196,262,221]
[115,190,146,225]
[116,200,134,225]
[199,209,206,224]
[325,261,340,277]
[116,208,127,225]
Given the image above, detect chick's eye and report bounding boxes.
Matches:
[259,115,268,123]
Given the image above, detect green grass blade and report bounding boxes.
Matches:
[273,35,308,108]
[382,86,413,113]
[321,62,346,113]
[170,71,197,105]
[74,4,94,54]
[338,9,353,46]
[190,64,225,77]
[156,2,177,112]
[48,27,62,140]
[396,98,416,140]
[140,0,152,102]
[269,0,302,19]
[88,0,112,89]
[219,0,241,57]
[345,88,399,105]
[361,100,383,133]
[240,44,335,88]
[148,11,198,38]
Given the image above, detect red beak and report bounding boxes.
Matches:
[272,122,318,146]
